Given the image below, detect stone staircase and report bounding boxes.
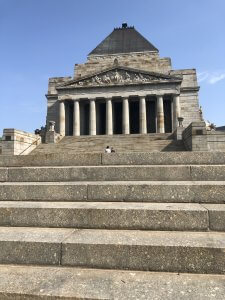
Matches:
[0,151,225,299]
[32,133,186,154]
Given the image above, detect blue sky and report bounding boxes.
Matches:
[0,0,224,135]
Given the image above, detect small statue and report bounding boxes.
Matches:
[205,120,216,131]
[48,121,55,132]
[199,106,203,121]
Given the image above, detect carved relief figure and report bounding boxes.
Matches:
[114,70,122,83]
[103,74,111,84]
[139,73,148,82]
[125,72,131,83]
[94,76,102,84]
[134,74,140,82]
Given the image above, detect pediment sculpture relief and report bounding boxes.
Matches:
[70,69,169,87]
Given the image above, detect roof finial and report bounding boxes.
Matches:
[122,22,127,28]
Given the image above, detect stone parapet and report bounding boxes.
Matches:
[1,129,41,155]
[207,130,225,151]
[182,122,208,151]
[182,122,225,152]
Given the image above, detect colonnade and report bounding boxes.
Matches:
[59,95,180,136]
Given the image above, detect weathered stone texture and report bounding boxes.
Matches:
[1,129,41,156]
[74,52,172,78]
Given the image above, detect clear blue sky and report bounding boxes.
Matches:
[0,0,225,135]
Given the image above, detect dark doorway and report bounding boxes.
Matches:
[163,99,172,133]
[146,100,156,133]
[80,102,90,135]
[96,102,106,135]
[113,101,122,134]
[129,100,139,134]
[65,101,73,136]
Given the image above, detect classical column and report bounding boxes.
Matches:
[59,100,65,136]
[156,95,165,133]
[106,98,113,135]
[89,99,96,135]
[173,94,180,131]
[122,97,130,134]
[73,100,80,136]
[139,96,147,134]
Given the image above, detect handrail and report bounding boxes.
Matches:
[19,137,40,155]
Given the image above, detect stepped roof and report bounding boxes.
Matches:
[88,23,158,56]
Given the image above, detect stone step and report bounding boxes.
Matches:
[63,133,174,140]
[1,165,225,182]
[32,133,186,154]
[0,265,225,300]
[0,227,224,274]
[1,201,219,231]
[32,140,185,154]
[1,152,225,167]
[0,181,225,203]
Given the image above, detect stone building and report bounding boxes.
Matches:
[46,23,201,136]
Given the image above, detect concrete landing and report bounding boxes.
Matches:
[0,265,224,299]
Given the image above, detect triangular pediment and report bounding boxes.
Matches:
[57,66,182,89]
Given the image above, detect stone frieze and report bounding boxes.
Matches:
[68,69,170,88]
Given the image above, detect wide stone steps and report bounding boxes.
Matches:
[1,165,225,182]
[1,152,225,167]
[0,227,224,274]
[32,133,186,154]
[1,265,225,300]
[1,181,225,203]
[0,151,225,299]
[32,140,185,154]
[2,201,224,231]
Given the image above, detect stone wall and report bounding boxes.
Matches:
[74,52,172,79]
[182,122,225,152]
[207,131,225,151]
[1,129,41,155]
[170,69,201,127]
